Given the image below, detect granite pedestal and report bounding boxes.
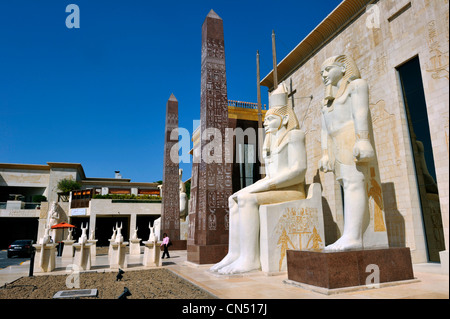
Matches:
[286,247,415,293]
[187,244,228,264]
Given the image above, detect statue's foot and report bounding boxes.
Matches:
[218,256,260,275]
[210,253,239,272]
[324,236,362,251]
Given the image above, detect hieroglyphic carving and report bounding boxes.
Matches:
[426,20,449,80]
[370,100,401,166]
[275,207,324,271]
[367,167,387,232]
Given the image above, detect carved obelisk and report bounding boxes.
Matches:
[161,94,185,249]
[187,9,233,264]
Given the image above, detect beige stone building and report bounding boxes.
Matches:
[261,0,449,271]
[0,162,161,248]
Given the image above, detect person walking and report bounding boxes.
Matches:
[161,233,170,259]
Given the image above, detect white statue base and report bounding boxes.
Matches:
[72,243,92,271]
[62,240,75,259]
[33,243,57,272]
[108,239,115,261]
[129,239,142,256]
[87,240,97,259]
[259,183,325,275]
[142,241,161,267]
[110,242,128,270]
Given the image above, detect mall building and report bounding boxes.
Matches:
[0,162,161,248]
[260,0,448,272]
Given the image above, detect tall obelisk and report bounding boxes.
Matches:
[187,9,233,264]
[161,93,185,249]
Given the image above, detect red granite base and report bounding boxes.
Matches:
[170,240,187,250]
[286,247,414,289]
[187,244,228,264]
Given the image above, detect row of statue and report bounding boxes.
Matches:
[212,55,385,274]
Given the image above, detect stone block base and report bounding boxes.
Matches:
[170,239,187,250]
[33,244,57,272]
[61,240,75,259]
[109,242,128,270]
[143,241,161,267]
[73,243,92,271]
[129,239,142,255]
[87,240,97,258]
[260,183,324,274]
[286,247,414,290]
[187,244,228,264]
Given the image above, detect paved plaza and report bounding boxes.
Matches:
[0,249,448,299]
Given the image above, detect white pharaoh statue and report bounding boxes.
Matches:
[318,54,378,251]
[211,83,307,274]
[48,201,60,241]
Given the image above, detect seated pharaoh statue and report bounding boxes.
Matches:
[318,54,387,251]
[211,83,307,274]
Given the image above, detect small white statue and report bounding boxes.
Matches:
[131,227,138,240]
[78,223,88,244]
[66,228,73,241]
[148,222,156,242]
[110,226,117,241]
[211,83,307,274]
[40,225,51,245]
[115,222,124,244]
[89,230,95,241]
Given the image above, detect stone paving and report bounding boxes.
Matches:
[0,249,448,299]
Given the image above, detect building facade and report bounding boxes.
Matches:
[0,162,161,247]
[261,0,448,269]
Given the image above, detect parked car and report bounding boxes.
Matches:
[7,239,34,258]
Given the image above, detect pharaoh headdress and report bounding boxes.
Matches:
[321,55,361,100]
[263,83,300,155]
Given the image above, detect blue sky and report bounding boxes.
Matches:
[0,0,341,183]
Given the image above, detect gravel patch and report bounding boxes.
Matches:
[0,268,217,299]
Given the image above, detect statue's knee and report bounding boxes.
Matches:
[229,196,237,207]
[237,193,256,206]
